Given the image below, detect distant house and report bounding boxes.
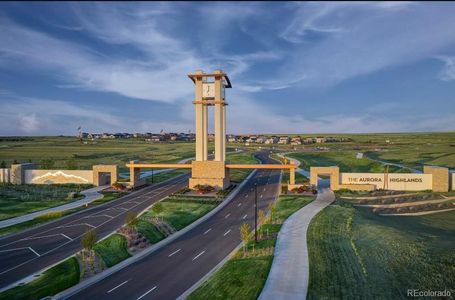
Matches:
[278,136,290,144]
[265,137,278,144]
[291,136,302,145]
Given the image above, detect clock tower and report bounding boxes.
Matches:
[187,70,231,190]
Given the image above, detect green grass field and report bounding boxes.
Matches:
[226,152,259,182]
[94,233,131,268]
[188,195,313,300]
[0,136,209,172]
[0,183,90,221]
[239,132,455,170]
[141,197,218,231]
[307,200,455,299]
[288,151,406,173]
[0,257,80,300]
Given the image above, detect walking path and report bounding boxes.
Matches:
[0,185,109,229]
[259,187,335,300]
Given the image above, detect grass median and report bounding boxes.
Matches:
[0,191,127,237]
[188,195,313,300]
[0,257,80,300]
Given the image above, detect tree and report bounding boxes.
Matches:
[258,210,267,238]
[240,223,251,256]
[81,229,97,263]
[0,161,5,168]
[125,211,138,231]
[13,159,19,165]
[268,202,277,224]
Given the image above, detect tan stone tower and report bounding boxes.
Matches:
[188,70,232,190]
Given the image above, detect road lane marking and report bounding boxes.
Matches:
[192,250,206,261]
[137,286,157,300]
[223,229,231,236]
[242,214,248,220]
[237,203,242,207]
[203,228,212,235]
[260,194,263,199]
[28,247,40,257]
[107,280,129,294]
[263,188,266,192]
[168,249,181,257]
[60,233,73,241]
[245,194,248,198]
[225,213,231,219]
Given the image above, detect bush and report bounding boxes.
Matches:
[194,184,215,194]
[111,182,126,191]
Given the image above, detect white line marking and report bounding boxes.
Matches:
[86,214,113,219]
[168,249,181,257]
[107,280,129,294]
[225,213,231,219]
[237,203,242,207]
[243,214,248,220]
[0,247,35,253]
[203,228,212,235]
[192,250,206,261]
[60,233,73,241]
[245,194,248,198]
[263,188,266,192]
[223,229,231,236]
[28,247,40,257]
[137,286,157,300]
[260,194,263,199]
[21,234,65,241]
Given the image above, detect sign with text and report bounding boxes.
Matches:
[341,173,432,191]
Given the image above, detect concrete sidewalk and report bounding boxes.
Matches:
[259,188,335,300]
[0,185,109,229]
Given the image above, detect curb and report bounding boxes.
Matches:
[177,167,283,299]
[54,169,258,299]
[0,174,189,294]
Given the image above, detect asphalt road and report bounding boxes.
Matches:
[0,174,190,290]
[69,152,281,300]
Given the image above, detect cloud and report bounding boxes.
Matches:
[437,56,455,81]
[278,2,455,86]
[0,93,126,135]
[17,113,42,134]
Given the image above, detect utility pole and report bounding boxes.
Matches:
[254,182,258,242]
[152,169,154,184]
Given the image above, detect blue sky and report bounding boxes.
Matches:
[1,2,455,135]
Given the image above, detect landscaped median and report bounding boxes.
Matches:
[0,194,223,300]
[186,195,314,300]
[0,191,127,237]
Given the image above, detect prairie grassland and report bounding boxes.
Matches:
[307,200,455,299]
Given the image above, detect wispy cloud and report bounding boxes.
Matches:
[0,92,125,135]
[437,56,455,81]
[277,2,455,86]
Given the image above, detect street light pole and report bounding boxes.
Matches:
[254,183,258,242]
[152,169,154,184]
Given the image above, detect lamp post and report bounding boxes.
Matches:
[254,182,258,242]
[151,169,154,184]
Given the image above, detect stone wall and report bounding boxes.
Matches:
[0,168,10,183]
[341,173,433,191]
[423,166,449,192]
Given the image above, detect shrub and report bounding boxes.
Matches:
[111,182,126,191]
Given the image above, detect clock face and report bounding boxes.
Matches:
[202,83,215,98]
